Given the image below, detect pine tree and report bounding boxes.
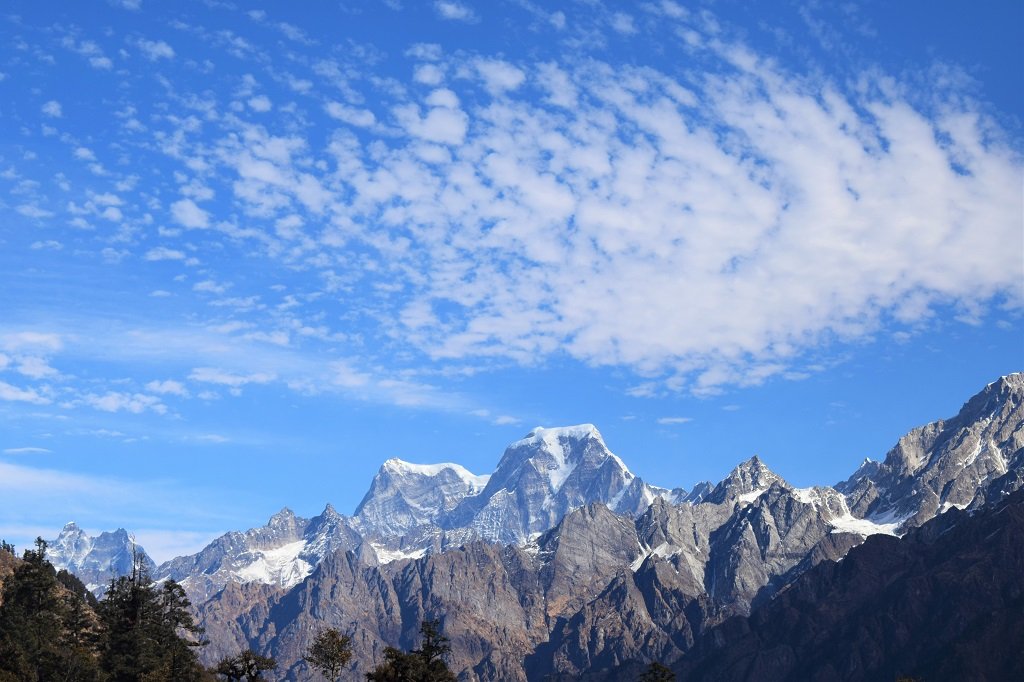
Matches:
[214,649,277,680]
[365,619,457,682]
[98,552,207,681]
[639,661,676,681]
[0,538,103,681]
[305,627,353,680]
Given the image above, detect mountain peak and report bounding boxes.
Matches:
[706,455,786,504]
[268,508,297,526]
[59,521,84,534]
[518,424,603,446]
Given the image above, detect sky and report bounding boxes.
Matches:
[1,0,1021,563]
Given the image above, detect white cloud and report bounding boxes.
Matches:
[0,381,50,404]
[193,279,229,294]
[434,0,476,22]
[2,447,52,455]
[84,391,166,414]
[17,204,54,219]
[2,332,62,353]
[476,59,526,95]
[325,102,376,127]
[15,356,58,379]
[657,416,693,425]
[145,379,189,396]
[144,246,187,261]
[610,12,637,35]
[41,100,62,118]
[189,367,276,387]
[138,39,175,60]
[171,198,210,228]
[248,95,272,112]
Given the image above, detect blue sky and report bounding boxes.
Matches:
[1,0,1021,562]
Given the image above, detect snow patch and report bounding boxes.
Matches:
[234,540,312,588]
[737,487,769,504]
[371,544,427,564]
[792,487,820,505]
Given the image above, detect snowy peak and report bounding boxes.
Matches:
[838,372,1024,530]
[454,424,660,544]
[354,458,490,537]
[48,524,155,597]
[706,455,786,505]
[496,423,628,495]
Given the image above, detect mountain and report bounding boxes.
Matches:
[156,505,362,603]
[354,459,490,538]
[48,374,1024,680]
[46,522,156,596]
[449,425,664,545]
[838,373,1024,530]
[672,487,1024,682]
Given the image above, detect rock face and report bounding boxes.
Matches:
[673,488,1024,682]
[47,523,156,596]
[838,373,1024,530]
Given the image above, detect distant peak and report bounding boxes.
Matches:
[61,521,81,532]
[268,508,296,524]
[519,424,603,444]
[322,502,338,516]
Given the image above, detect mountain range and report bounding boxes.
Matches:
[44,373,1024,680]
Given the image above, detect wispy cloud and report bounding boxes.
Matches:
[2,447,52,455]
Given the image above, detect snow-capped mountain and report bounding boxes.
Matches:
[449,424,664,545]
[47,522,156,596]
[354,459,490,537]
[156,505,361,602]
[838,373,1024,530]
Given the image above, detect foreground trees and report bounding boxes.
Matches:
[213,650,277,680]
[365,620,456,682]
[305,627,353,680]
[0,538,210,682]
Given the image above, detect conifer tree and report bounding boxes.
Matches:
[365,619,457,682]
[305,627,353,680]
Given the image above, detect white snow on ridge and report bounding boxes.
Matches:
[829,514,902,537]
[371,543,427,564]
[234,540,312,588]
[382,458,490,490]
[513,424,602,448]
[737,487,769,504]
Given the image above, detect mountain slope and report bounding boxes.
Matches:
[674,488,1024,682]
[838,373,1024,529]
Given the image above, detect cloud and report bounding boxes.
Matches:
[189,367,275,387]
[17,204,54,219]
[192,279,229,294]
[248,95,272,112]
[434,1,476,22]
[475,59,526,95]
[657,416,693,425]
[144,247,187,261]
[0,381,50,404]
[170,198,210,228]
[2,332,62,352]
[2,447,52,455]
[83,392,166,414]
[137,39,175,60]
[145,379,189,397]
[324,102,376,127]
[41,100,62,118]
